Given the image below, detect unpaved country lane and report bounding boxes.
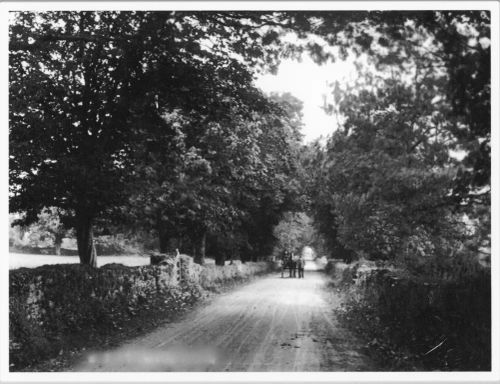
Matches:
[73,272,376,371]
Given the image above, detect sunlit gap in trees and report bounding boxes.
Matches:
[255,55,354,145]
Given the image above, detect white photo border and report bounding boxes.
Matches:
[1,1,498,383]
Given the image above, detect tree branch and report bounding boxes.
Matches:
[10,33,130,51]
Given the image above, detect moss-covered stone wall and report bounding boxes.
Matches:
[9,255,272,369]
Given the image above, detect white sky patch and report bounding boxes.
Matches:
[255,56,359,143]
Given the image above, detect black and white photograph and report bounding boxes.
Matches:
[1,1,498,381]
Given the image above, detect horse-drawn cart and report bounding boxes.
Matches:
[280,254,297,278]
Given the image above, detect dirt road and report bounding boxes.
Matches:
[73,271,375,371]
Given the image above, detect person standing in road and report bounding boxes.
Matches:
[281,250,289,278]
[290,253,298,278]
[288,252,295,278]
[297,255,305,278]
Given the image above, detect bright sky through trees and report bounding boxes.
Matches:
[255,56,359,143]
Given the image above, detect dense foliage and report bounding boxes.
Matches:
[302,11,490,276]
[10,10,490,273]
[9,11,304,265]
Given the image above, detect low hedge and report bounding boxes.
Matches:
[338,267,491,371]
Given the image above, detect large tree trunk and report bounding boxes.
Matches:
[194,231,206,265]
[156,212,173,254]
[54,235,63,256]
[215,249,226,265]
[76,215,97,267]
[158,226,170,254]
[54,232,64,256]
[215,252,225,266]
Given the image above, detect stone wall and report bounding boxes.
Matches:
[9,254,272,369]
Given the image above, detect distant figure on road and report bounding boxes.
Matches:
[297,255,305,278]
[290,253,297,278]
[280,250,289,278]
